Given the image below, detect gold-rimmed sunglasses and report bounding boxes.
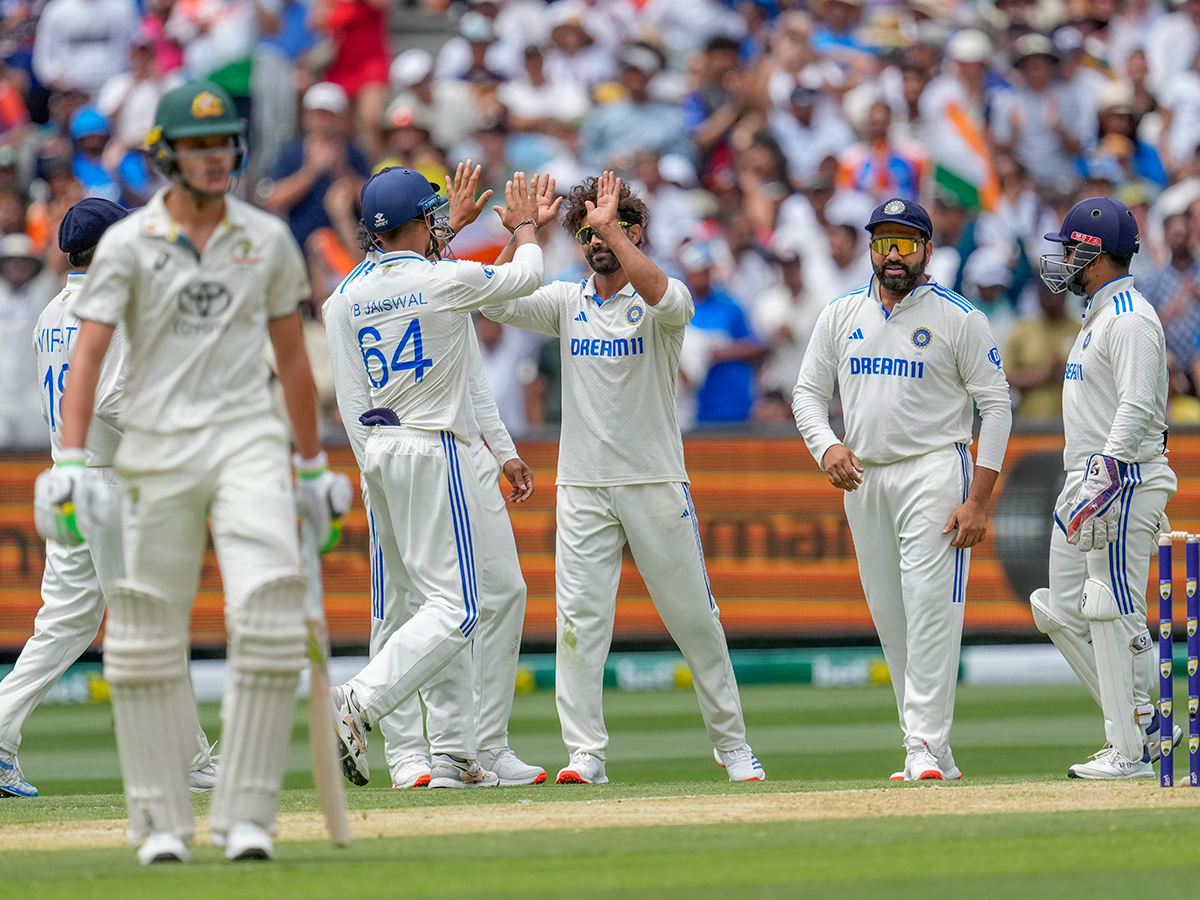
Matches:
[575,221,631,245]
[870,237,926,256]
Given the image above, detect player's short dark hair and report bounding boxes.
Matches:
[68,245,96,269]
[705,35,741,55]
[562,177,649,240]
[1106,251,1134,269]
[356,222,376,254]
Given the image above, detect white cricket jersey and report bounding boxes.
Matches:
[33,273,127,465]
[1062,275,1169,472]
[793,277,1012,471]
[336,245,543,443]
[324,253,519,470]
[482,275,693,487]
[69,187,310,435]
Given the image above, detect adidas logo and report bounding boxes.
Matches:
[574,311,588,322]
[681,509,690,518]
[848,328,864,340]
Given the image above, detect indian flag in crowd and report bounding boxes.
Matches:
[921,77,999,211]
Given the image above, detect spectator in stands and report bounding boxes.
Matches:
[0,233,56,447]
[716,208,776,315]
[580,44,692,169]
[1142,211,1200,386]
[0,60,29,149]
[312,0,390,160]
[681,241,764,425]
[769,85,854,185]
[264,81,370,256]
[682,35,747,188]
[1156,47,1200,178]
[810,0,873,77]
[1004,281,1080,421]
[1144,0,1200,92]
[960,246,1018,351]
[497,42,590,149]
[991,33,1090,195]
[1087,80,1167,188]
[474,312,532,437]
[837,97,925,203]
[376,100,449,187]
[68,106,153,206]
[752,246,822,403]
[95,30,182,179]
[31,0,137,97]
[388,48,480,155]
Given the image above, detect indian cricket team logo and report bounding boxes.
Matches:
[177,281,232,317]
[191,91,226,118]
[626,303,645,325]
[911,327,932,348]
[884,199,906,215]
[1083,330,1092,349]
[988,347,1002,369]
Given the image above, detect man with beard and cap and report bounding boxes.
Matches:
[480,171,762,786]
[792,197,1012,782]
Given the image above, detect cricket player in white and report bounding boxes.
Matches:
[482,172,762,785]
[4,199,216,799]
[33,81,350,864]
[330,167,545,788]
[1035,197,1177,779]
[793,198,1012,781]
[324,163,544,788]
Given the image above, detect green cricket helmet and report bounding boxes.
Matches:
[146,80,246,177]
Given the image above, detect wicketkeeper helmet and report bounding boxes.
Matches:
[1040,196,1140,295]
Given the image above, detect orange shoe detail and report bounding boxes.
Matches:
[556,770,586,784]
[532,772,547,784]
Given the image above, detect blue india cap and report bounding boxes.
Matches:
[864,198,933,240]
[58,198,128,254]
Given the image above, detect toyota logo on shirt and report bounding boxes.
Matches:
[177,282,232,317]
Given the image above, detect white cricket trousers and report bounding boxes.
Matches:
[370,439,528,767]
[1046,461,1176,730]
[348,427,481,726]
[0,469,121,754]
[555,482,748,759]
[108,416,306,843]
[843,444,973,758]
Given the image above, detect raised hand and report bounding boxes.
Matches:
[534,172,562,229]
[493,171,540,233]
[445,159,494,231]
[584,170,621,232]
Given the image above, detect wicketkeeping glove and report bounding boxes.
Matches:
[33,450,93,546]
[294,451,353,554]
[1056,453,1126,553]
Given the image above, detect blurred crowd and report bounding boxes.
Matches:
[9,0,1200,446]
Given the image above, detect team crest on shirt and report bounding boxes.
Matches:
[231,239,260,265]
[911,327,932,348]
[1083,330,1092,349]
[626,303,645,325]
[988,347,1002,369]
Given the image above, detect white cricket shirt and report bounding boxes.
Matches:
[1062,275,1169,472]
[70,188,310,435]
[33,273,127,465]
[482,275,693,487]
[336,245,542,443]
[324,253,519,470]
[793,277,1012,471]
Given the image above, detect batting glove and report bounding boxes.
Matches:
[33,450,93,546]
[294,451,353,554]
[1056,453,1126,553]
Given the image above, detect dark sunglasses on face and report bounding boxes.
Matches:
[575,221,631,245]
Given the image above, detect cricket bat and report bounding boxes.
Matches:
[301,519,352,847]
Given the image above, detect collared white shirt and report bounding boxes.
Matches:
[71,187,310,436]
[793,277,1012,471]
[1062,274,1169,471]
[34,272,127,465]
[483,274,694,486]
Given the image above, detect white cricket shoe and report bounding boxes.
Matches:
[332,685,371,786]
[477,748,547,785]
[222,822,274,861]
[138,832,190,865]
[391,753,431,789]
[713,745,766,781]
[0,752,38,798]
[1067,746,1155,779]
[556,752,608,785]
[429,754,499,788]
[934,748,962,780]
[890,740,944,782]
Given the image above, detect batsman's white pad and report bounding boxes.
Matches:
[102,582,196,844]
[1030,588,1101,706]
[209,575,307,839]
[1081,578,1152,761]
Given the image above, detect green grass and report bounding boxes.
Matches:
[0,681,1189,899]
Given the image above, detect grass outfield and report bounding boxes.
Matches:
[2,681,1198,899]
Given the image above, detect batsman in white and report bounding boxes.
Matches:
[330,166,545,788]
[33,81,350,864]
[793,198,1012,781]
[324,162,544,789]
[1035,197,1177,779]
[482,172,763,785]
[3,199,216,799]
